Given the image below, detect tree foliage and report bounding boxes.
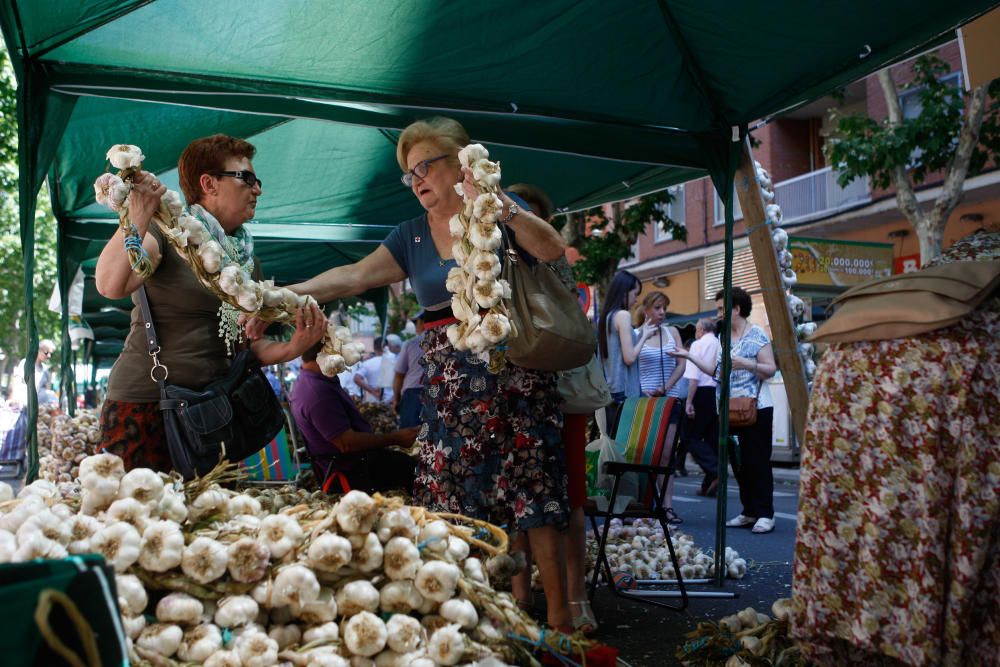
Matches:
[0,43,61,377]
[556,188,686,297]
[824,53,1000,262]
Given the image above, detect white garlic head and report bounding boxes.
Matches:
[156,592,204,626]
[439,598,478,629]
[294,586,338,625]
[383,537,421,581]
[351,531,384,572]
[426,623,465,666]
[182,536,229,584]
[336,579,381,617]
[414,561,461,602]
[177,623,223,663]
[259,513,304,559]
[91,521,141,572]
[307,533,353,572]
[139,520,185,572]
[302,621,340,644]
[272,563,321,608]
[115,573,148,616]
[335,490,379,534]
[227,537,271,583]
[385,614,424,654]
[235,630,279,667]
[214,595,260,628]
[137,623,183,658]
[343,610,388,657]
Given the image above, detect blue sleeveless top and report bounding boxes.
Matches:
[602,314,641,398]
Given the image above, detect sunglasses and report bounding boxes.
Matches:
[212,170,263,189]
[401,154,449,187]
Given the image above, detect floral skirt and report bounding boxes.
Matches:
[790,297,1000,666]
[412,326,569,532]
[98,400,173,473]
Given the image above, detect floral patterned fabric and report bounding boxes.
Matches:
[791,231,1000,666]
[98,400,173,472]
[413,326,569,532]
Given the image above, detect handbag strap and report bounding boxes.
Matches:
[136,286,172,401]
[658,328,666,392]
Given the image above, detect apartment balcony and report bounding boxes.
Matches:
[716,167,871,225]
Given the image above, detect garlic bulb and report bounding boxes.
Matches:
[343,611,388,657]
[177,624,223,662]
[14,533,68,561]
[137,623,183,658]
[260,513,304,559]
[116,573,148,616]
[122,614,146,640]
[227,537,271,582]
[91,521,141,572]
[418,521,450,554]
[66,514,102,554]
[0,482,12,503]
[18,478,59,500]
[376,508,419,543]
[0,529,16,562]
[79,453,124,497]
[157,485,189,523]
[351,531,384,572]
[182,536,229,583]
[204,649,242,667]
[426,624,465,666]
[272,563,320,608]
[304,649,349,667]
[235,630,279,667]
[302,621,339,643]
[336,580,380,617]
[383,537,421,580]
[445,536,470,563]
[440,598,478,629]
[118,468,164,505]
[414,561,461,602]
[0,494,45,532]
[335,490,379,534]
[156,592,204,625]
[463,557,486,584]
[191,487,230,520]
[307,533,352,572]
[294,586,338,624]
[105,497,151,533]
[228,493,263,518]
[385,614,424,654]
[379,580,424,614]
[215,595,260,628]
[16,509,70,545]
[139,520,185,572]
[268,623,302,650]
[771,597,794,621]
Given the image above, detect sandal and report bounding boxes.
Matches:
[569,600,599,635]
[665,508,683,525]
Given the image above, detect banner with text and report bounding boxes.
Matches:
[788,237,893,287]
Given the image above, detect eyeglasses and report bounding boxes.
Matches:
[401,154,449,187]
[212,170,263,189]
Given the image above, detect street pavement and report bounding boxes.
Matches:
[587,462,801,666]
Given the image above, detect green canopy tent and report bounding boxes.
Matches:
[3,0,996,589]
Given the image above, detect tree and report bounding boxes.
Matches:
[0,43,61,386]
[826,54,1000,264]
[554,188,686,300]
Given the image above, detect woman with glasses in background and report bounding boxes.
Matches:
[259,117,574,631]
[95,134,324,471]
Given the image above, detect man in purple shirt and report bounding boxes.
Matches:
[392,311,425,428]
[291,341,418,493]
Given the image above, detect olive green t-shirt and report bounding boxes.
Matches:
[106,226,260,403]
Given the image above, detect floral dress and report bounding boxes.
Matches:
[790,231,1000,666]
[412,326,569,532]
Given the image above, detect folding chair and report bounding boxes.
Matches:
[586,396,688,611]
[240,405,309,486]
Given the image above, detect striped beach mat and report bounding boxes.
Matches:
[613,397,675,504]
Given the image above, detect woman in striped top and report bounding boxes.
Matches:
[636,291,686,524]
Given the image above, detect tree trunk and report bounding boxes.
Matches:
[879,68,990,265]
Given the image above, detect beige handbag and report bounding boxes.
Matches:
[810,260,1000,344]
[500,227,597,371]
[558,354,611,414]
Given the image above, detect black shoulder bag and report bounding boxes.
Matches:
[137,286,285,480]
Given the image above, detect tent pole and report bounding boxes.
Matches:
[57,223,76,416]
[732,138,808,444]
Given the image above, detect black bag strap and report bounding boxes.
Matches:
[136,285,170,400]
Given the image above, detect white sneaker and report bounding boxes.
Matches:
[725,514,756,527]
[752,517,775,533]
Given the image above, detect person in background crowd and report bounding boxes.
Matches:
[254,116,572,631]
[507,182,597,635]
[636,291,686,525]
[598,270,656,435]
[393,312,426,428]
[672,286,776,533]
[94,134,325,471]
[683,317,722,496]
[355,336,388,403]
[378,333,402,404]
[291,340,418,493]
[9,339,58,408]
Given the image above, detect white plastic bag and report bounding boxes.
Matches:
[584,407,639,513]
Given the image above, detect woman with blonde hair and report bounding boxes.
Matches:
[254,117,574,630]
[636,290,686,524]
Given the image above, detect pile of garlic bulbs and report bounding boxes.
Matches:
[445,144,515,359]
[675,599,803,667]
[37,408,102,483]
[0,455,559,666]
[586,518,747,582]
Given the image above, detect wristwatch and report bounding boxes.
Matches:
[500,202,519,224]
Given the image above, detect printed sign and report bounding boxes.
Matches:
[894,254,921,274]
[788,236,893,287]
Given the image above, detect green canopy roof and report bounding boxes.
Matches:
[3,0,996,469]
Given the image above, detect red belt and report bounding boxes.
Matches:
[422,316,459,330]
